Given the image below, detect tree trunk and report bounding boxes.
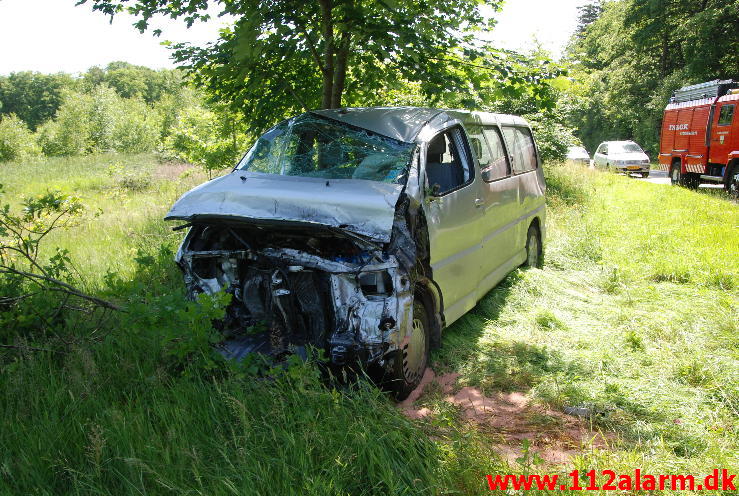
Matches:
[318,0,335,108]
[331,32,351,108]
[660,24,669,77]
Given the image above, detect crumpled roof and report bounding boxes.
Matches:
[311,107,443,143]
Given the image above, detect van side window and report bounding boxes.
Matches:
[426,127,473,195]
[481,127,511,181]
[465,125,491,168]
[502,126,537,173]
[514,127,538,172]
[718,105,735,126]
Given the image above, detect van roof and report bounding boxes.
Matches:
[311,106,529,143]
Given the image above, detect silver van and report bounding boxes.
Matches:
[166,107,546,399]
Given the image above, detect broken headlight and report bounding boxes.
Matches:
[358,271,393,296]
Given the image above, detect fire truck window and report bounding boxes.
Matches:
[718,105,735,126]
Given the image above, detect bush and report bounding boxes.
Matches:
[153,86,200,138]
[0,114,40,162]
[36,90,92,156]
[111,97,162,154]
[36,87,162,156]
[164,105,249,176]
[526,112,579,164]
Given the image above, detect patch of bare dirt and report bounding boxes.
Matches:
[399,368,610,465]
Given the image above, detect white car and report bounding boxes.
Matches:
[565,146,590,166]
[593,140,650,177]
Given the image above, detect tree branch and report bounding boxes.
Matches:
[0,344,60,354]
[282,79,310,111]
[0,266,121,311]
[296,20,325,73]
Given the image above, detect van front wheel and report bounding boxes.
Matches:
[386,301,429,401]
[524,224,543,268]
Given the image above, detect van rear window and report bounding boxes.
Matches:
[503,126,537,173]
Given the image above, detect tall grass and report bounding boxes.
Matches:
[1,157,737,494]
[0,154,510,495]
[436,164,738,483]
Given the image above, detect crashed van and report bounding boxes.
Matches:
[166,107,546,399]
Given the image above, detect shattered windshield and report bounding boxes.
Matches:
[236,114,414,184]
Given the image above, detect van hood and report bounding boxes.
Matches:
[165,172,404,243]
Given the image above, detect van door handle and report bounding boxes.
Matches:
[474,198,485,208]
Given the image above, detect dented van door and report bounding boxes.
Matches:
[421,125,485,325]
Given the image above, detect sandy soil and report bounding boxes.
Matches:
[398,368,609,465]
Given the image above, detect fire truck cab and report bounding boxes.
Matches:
[659,79,739,195]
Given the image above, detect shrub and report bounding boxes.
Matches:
[164,105,249,177]
[0,114,40,162]
[36,87,163,156]
[111,97,162,153]
[526,112,579,164]
[36,91,92,156]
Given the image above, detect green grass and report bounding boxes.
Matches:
[1,156,737,494]
[434,165,738,484]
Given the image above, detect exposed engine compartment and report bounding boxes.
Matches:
[175,212,421,369]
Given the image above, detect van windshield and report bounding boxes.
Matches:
[236,114,414,184]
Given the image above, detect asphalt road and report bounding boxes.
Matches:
[636,169,670,184]
[633,169,725,189]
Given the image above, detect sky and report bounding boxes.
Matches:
[0,0,583,75]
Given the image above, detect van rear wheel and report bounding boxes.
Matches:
[524,224,543,268]
[386,301,429,401]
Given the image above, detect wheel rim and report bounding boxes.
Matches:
[527,233,540,266]
[403,317,426,383]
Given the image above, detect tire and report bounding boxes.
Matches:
[641,171,650,178]
[685,173,699,190]
[725,163,739,199]
[386,300,429,401]
[524,224,543,268]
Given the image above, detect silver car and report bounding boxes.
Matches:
[166,107,546,399]
[566,146,590,166]
[593,140,651,177]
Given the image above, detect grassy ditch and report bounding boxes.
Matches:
[0,156,737,494]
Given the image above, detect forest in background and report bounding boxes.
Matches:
[564,0,739,154]
[0,62,251,174]
[0,1,737,493]
[2,0,736,168]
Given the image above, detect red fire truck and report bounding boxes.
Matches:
[659,79,739,195]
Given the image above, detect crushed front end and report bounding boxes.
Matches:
[175,220,415,370]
